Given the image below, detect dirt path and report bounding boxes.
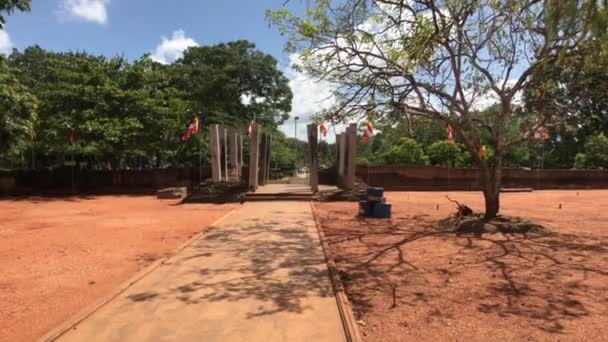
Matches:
[53,202,346,342]
[0,196,236,342]
[314,190,608,342]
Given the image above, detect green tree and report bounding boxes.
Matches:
[381,138,428,165]
[574,153,587,169]
[526,42,608,167]
[427,141,461,167]
[0,56,37,164]
[173,40,293,129]
[0,0,30,28]
[584,133,608,168]
[269,0,595,218]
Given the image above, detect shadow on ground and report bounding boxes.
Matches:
[316,208,608,336]
[126,213,332,318]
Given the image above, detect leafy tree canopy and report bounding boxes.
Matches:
[0,0,30,29]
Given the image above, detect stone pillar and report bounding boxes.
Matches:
[258,133,268,186]
[338,133,346,187]
[307,124,319,193]
[345,123,357,190]
[209,124,222,182]
[222,127,228,181]
[266,134,272,183]
[239,134,244,172]
[248,123,260,191]
[229,130,238,181]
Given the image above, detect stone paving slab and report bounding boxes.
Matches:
[55,202,346,342]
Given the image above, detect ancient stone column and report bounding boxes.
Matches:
[222,127,229,181]
[265,134,272,183]
[258,133,268,186]
[307,124,319,193]
[248,123,260,191]
[209,124,222,182]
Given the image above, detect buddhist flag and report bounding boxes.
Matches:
[479,145,487,160]
[183,115,200,140]
[362,120,374,143]
[319,123,329,138]
[447,125,454,143]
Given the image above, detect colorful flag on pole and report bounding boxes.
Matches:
[447,125,454,143]
[362,120,374,143]
[319,123,329,138]
[183,115,200,140]
[479,145,487,160]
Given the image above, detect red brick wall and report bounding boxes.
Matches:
[356,165,608,191]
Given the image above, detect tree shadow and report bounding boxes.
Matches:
[316,209,608,335]
[125,212,332,319]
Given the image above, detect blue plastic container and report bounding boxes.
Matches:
[367,187,385,198]
[359,200,374,216]
[372,203,392,218]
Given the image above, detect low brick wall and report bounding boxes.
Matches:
[356,165,608,191]
[0,167,212,195]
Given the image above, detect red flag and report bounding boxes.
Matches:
[362,121,374,143]
[447,125,454,143]
[183,116,200,140]
[319,123,329,137]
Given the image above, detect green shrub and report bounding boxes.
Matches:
[574,153,587,169]
[427,141,461,167]
[381,138,428,165]
[584,133,608,168]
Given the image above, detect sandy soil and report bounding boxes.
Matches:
[314,190,608,342]
[0,196,236,342]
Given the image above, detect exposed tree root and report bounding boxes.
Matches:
[439,196,545,235]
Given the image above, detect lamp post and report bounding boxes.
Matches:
[294,116,299,176]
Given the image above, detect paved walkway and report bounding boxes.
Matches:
[55,201,346,342]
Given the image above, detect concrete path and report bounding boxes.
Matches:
[55,202,346,342]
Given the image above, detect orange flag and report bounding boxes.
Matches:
[183,116,200,140]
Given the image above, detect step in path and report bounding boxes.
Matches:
[49,201,347,342]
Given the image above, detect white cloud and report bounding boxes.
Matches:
[150,30,198,65]
[0,29,12,55]
[279,53,341,142]
[58,0,110,25]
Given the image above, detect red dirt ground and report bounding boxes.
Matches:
[314,190,608,342]
[0,196,236,342]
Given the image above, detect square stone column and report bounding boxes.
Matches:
[258,133,268,186]
[307,124,319,193]
[248,123,260,191]
[209,124,222,182]
[222,127,229,181]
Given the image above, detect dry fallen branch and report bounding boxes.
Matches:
[445,195,473,217]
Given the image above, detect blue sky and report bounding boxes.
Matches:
[2,1,295,65]
[0,0,335,140]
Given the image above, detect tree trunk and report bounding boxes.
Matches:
[480,155,503,220]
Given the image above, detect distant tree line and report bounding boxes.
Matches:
[0,41,295,171]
